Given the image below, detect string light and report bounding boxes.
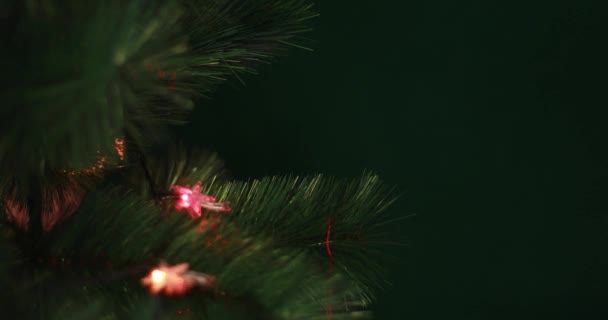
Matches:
[171,181,231,218]
[142,263,216,296]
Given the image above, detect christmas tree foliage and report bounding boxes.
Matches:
[0,1,397,319]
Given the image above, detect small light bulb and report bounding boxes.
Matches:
[181,194,189,201]
[151,270,167,284]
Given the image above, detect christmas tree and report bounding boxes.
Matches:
[0,1,396,319]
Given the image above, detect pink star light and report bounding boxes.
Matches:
[171,181,231,218]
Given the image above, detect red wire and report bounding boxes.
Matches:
[326,218,333,258]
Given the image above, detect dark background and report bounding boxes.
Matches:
[180,1,608,319]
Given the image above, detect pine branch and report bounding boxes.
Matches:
[179,0,317,94]
[0,188,366,319]
[208,173,397,303]
[0,1,394,318]
[0,1,137,176]
[125,149,397,305]
[127,144,228,198]
[0,0,315,191]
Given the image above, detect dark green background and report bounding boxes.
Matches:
[180,1,608,319]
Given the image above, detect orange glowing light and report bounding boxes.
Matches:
[63,137,124,176]
[151,269,167,284]
[142,263,195,296]
[114,138,125,160]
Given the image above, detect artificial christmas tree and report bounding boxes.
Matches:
[0,1,396,319]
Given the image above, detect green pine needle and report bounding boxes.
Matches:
[0,188,369,319]
[0,0,315,193]
[129,149,397,305]
[0,1,397,318]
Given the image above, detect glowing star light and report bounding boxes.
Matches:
[171,181,231,218]
[141,263,216,296]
